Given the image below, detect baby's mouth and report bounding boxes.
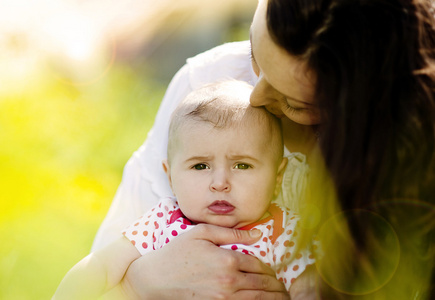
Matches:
[208,200,235,214]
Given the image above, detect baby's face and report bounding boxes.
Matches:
[166,120,286,228]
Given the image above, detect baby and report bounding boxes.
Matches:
[53,80,315,299]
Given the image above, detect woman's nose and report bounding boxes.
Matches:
[250,76,282,109]
[210,169,231,192]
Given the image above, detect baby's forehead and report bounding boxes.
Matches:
[168,81,284,160]
[177,112,281,149]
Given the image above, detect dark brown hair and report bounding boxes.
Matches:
[267,0,435,297]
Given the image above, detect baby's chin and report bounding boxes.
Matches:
[193,218,253,229]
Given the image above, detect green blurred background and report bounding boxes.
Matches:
[0,0,255,298]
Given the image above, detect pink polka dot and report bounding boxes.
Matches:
[154,221,159,229]
[143,231,148,237]
[164,206,169,211]
[142,242,148,249]
[131,240,136,246]
[172,230,178,236]
[132,231,138,235]
[263,237,268,242]
[134,222,139,226]
[291,278,296,284]
[266,225,272,230]
[284,265,288,272]
[165,238,170,244]
[286,229,293,235]
[242,249,249,255]
[254,245,260,248]
[309,254,315,259]
[260,251,266,257]
[180,224,187,230]
[145,221,149,226]
[296,253,302,259]
[157,212,164,218]
[231,245,238,250]
[293,265,299,271]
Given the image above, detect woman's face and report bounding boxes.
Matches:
[249,0,321,125]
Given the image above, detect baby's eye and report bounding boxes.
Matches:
[193,163,209,170]
[234,163,252,170]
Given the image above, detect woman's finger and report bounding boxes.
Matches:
[232,290,290,300]
[189,223,263,246]
[232,249,276,276]
[233,272,288,292]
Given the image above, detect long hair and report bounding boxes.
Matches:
[267,0,435,298]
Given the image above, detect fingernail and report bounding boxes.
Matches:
[250,229,262,238]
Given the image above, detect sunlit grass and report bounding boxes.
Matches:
[0,64,164,299]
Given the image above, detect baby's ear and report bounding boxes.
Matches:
[273,157,288,198]
[162,160,173,189]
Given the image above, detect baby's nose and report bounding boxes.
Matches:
[209,169,231,192]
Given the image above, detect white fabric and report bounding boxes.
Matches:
[92,41,309,251]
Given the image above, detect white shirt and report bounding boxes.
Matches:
[91,41,309,251]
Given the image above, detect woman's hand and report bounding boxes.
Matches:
[120,224,289,299]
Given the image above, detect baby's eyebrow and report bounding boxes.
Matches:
[184,156,212,163]
[228,155,260,163]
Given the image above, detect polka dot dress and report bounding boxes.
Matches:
[123,197,315,293]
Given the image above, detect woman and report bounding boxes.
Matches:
[96,0,435,298]
[252,0,435,298]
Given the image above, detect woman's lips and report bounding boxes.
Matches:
[208,200,235,214]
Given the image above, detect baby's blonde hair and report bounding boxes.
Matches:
[167,80,284,165]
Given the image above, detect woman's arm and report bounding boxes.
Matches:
[104,224,290,300]
[53,238,140,300]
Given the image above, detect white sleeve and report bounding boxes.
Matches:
[92,41,256,251]
[91,65,193,251]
